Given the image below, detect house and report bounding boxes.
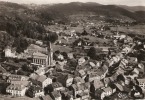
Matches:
[68,53,74,59]
[4,46,17,58]
[90,80,104,93]
[95,65,108,80]
[120,58,128,69]
[102,87,113,97]
[6,84,27,96]
[60,89,73,100]
[79,92,90,100]
[26,85,44,98]
[7,74,29,83]
[137,63,145,76]
[86,72,101,82]
[73,77,85,85]
[57,73,73,87]
[137,78,145,91]
[126,57,138,65]
[124,36,133,43]
[95,89,104,99]
[114,81,131,93]
[29,73,39,80]
[78,57,86,65]
[109,73,119,82]
[95,86,114,99]
[33,75,52,88]
[35,67,46,75]
[51,91,62,100]
[70,83,90,98]
[49,82,65,92]
[122,47,132,54]
[74,69,86,79]
[103,78,111,87]
[114,82,124,92]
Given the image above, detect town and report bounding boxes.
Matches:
[0,1,145,100]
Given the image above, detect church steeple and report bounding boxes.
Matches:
[47,42,53,66]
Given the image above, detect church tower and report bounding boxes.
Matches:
[47,42,53,66]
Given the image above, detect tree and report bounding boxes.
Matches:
[44,32,58,44]
[67,59,78,70]
[87,47,97,60]
[12,36,29,53]
[44,32,58,65]
[61,52,68,59]
[117,74,125,82]
[82,29,88,35]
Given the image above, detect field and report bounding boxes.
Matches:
[111,25,145,34]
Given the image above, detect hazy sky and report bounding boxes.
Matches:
[0,0,145,6]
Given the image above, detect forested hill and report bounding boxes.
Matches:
[0,1,145,53]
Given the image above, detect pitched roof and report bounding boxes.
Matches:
[8,74,29,81]
[93,80,104,89]
[36,75,47,82]
[7,84,25,91]
[33,52,48,59]
[51,91,61,98]
[41,95,53,100]
[103,87,112,92]
[114,83,124,91]
[11,80,30,86]
[51,82,63,88]
[137,78,145,83]
[27,44,46,52]
[103,77,111,85]
[73,77,85,84]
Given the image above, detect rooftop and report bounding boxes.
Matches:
[36,75,47,82]
[7,84,26,91]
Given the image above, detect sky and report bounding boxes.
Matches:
[0,0,145,6]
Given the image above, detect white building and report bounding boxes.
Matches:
[137,78,145,91]
[4,47,16,58]
[6,84,27,97]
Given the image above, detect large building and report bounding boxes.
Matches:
[6,84,27,97]
[32,52,49,67]
[32,45,53,67]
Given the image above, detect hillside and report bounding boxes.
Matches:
[118,5,145,12]
[37,2,145,22]
[0,1,145,53]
